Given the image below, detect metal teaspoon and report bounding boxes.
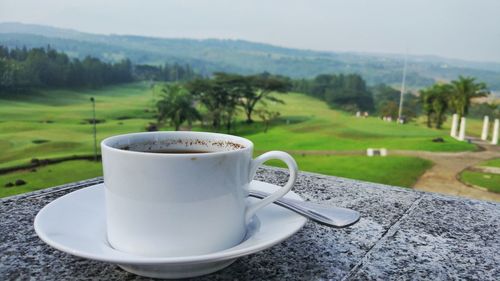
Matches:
[249,190,360,228]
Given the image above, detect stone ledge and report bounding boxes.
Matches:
[0,167,498,280]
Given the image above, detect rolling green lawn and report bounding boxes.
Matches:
[481,158,500,168]
[0,155,432,197]
[245,103,475,152]
[0,160,102,198]
[267,155,432,188]
[0,83,155,169]
[459,171,500,193]
[458,158,500,193]
[0,82,476,197]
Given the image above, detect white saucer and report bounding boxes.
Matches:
[34,181,307,279]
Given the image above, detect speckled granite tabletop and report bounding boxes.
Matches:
[1,167,499,280]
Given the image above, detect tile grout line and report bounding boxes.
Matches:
[341,194,426,281]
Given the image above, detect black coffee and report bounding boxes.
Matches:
[119,146,212,154]
[146,149,212,154]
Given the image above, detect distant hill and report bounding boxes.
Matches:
[1,22,500,90]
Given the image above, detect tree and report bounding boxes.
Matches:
[257,109,280,133]
[186,76,240,132]
[298,73,374,112]
[379,101,399,120]
[156,84,200,131]
[372,84,419,121]
[449,76,489,119]
[187,79,221,131]
[241,72,291,123]
[431,84,452,129]
[420,84,451,128]
[185,72,290,131]
[325,74,374,111]
[0,45,134,94]
[420,87,434,128]
[210,73,247,132]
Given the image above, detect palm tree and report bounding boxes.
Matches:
[420,87,435,128]
[431,84,452,129]
[420,84,452,128]
[156,84,200,131]
[450,76,489,119]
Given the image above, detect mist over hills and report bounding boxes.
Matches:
[1,22,500,90]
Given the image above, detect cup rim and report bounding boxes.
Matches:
[101,131,254,157]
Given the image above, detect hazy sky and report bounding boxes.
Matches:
[1,0,500,62]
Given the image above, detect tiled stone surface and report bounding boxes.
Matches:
[348,194,500,280]
[0,168,498,280]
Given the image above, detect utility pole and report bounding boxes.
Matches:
[397,53,408,123]
[90,97,97,162]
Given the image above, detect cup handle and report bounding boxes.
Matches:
[245,151,298,223]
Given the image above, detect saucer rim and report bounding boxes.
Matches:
[34,181,307,265]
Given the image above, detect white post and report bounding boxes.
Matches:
[450,114,458,138]
[481,116,489,141]
[458,117,466,141]
[492,119,499,145]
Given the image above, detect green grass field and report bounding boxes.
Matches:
[481,158,500,168]
[0,160,102,197]
[459,171,500,193]
[458,158,500,193]
[267,155,432,187]
[0,82,476,197]
[0,155,432,198]
[0,83,155,169]
[245,98,474,152]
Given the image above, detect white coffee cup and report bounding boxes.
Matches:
[101,131,297,257]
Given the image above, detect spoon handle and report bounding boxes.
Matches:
[248,190,360,228]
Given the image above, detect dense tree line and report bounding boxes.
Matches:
[156,72,291,133]
[371,84,419,121]
[293,74,374,112]
[134,63,198,82]
[0,45,133,92]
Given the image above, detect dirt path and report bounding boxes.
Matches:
[392,140,500,202]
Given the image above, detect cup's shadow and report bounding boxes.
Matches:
[109,216,261,279]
